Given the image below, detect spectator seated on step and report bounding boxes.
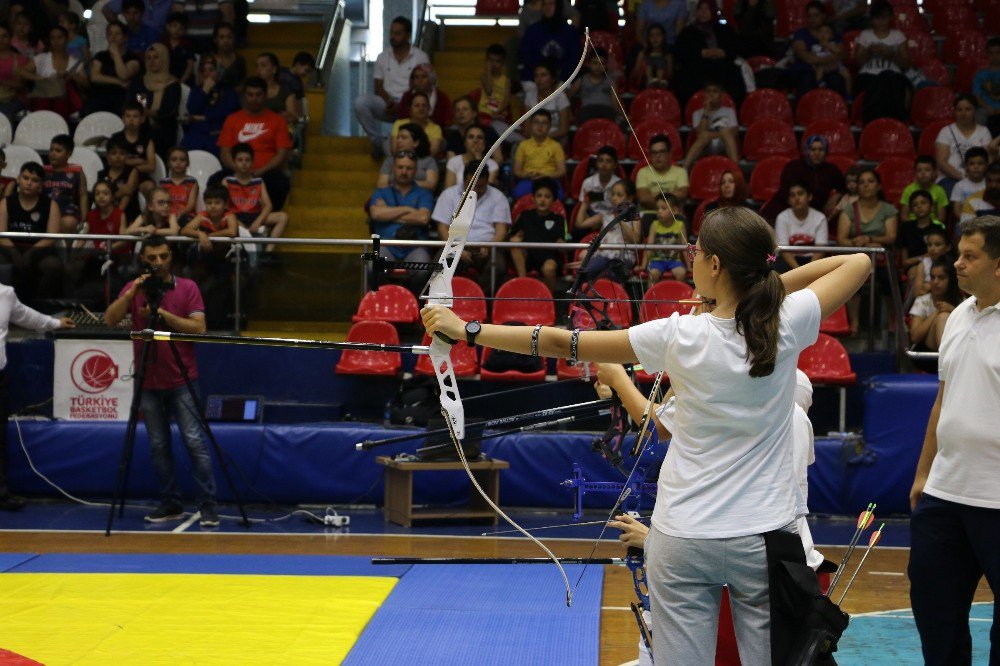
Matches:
[397,63,452,130]
[445,96,500,162]
[389,91,444,158]
[376,122,439,191]
[368,152,435,292]
[224,143,289,254]
[511,109,566,200]
[216,76,292,212]
[352,16,429,159]
[433,160,511,290]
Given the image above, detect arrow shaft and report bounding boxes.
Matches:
[372,557,624,565]
[132,329,429,354]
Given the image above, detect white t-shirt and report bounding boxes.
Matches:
[935,123,993,178]
[432,184,511,242]
[775,207,829,256]
[950,177,985,205]
[521,81,572,137]
[856,29,906,75]
[927,296,1000,509]
[628,288,822,538]
[445,155,498,184]
[579,172,621,217]
[373,47,430,101]
[909,292,936,320]
[692,105,738,130]
[33,52,82,79]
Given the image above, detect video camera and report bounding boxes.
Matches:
[139,264,175,309]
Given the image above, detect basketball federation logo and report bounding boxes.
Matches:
[70,350,119,393]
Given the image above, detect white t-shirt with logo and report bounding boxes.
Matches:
[856,29,906,75]
[909,292,937,320]
[432,184,511,242]
[628,288,822,538]
[927,296,1000,509]
[775,207,829,256]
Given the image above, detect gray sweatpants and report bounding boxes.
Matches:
[645,526,772,665]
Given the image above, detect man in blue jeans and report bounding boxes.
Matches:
[909,215,1000,665]
[105,236,219,527]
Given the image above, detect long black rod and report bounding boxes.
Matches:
[419,409,610,449]
[131,329,429,354]
[372,557,624,565]
[355,398,612,450]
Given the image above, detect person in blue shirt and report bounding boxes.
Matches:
[368,153,435,292]
[973,37,1000,137]
[103,0,174,38]
[519,0,582,82]
[121,0,161,57]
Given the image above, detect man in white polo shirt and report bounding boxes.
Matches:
[909,215,1000,666]
[433,160,511,288]
[353,16,429,158]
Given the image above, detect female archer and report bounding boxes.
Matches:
[422,206,871,663]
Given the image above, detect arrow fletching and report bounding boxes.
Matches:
[868,523,885,547]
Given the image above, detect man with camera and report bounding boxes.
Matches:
[105,236,219,527]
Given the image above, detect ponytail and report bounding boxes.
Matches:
[699,207,787,377]
[735,269,785,377]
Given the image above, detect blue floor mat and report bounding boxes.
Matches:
[344,564,603,665]
[0,552,37,572]
[9,553,410,577]
[836,603,993,665]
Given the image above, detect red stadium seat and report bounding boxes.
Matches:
[475,0,519,13]
[858,118,916,161]
[876,157,916,205]
[451,276,488,323]
[629,88,682,125]
[571,118,627,161]
[893,6,928,35]
[841,30,862,68]
[352,285,420,323]
[480,346,547,381]
[850,93,864,126]
[910,86,955,128]
[802,119,857,158]
[572,278,634,329]
[749,156,792,203]
[587,30,625,72]
[684,90,737,126]
[556,358,598,380]
[640,280,695,322]
[943,31,986,65]
[906,31,937,68]
[775,6,806,37]
[334,321,402,376]
[747,55,778,72]
[954,58,988,94]
[628,119,683,161]
[491,276,556,325]
[919,118,953,158]
[688,156,740,200]
[797,332,856,431]
[819,305,851,336]
[743,118,798,161]
[826,154,857,175]
[691,198,712,236]
[795,88,849,125]
[741,89,793,126]
[918,59,951,89]
[414,334,480,377]
[930,4,977,35]
[511,193,567,223]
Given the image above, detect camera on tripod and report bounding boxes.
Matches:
[139,265,174,309]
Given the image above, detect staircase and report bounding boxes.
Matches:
[241,23,379,335]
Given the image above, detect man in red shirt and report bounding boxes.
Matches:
[217,76,292,211]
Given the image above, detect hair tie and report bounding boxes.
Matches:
[766,253,776,267]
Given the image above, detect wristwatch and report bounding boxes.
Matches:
[464,320,482,347]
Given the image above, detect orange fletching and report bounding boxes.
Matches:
[868,523,885,547]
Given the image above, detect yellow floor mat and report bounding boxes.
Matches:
[0,573,396,665]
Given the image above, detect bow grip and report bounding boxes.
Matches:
[434,331,458,345]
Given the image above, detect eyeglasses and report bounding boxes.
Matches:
[686,244,703,262]
[394,151,417,160]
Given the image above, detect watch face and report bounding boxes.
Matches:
[467,321,482,335]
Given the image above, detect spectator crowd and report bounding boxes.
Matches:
[356,1,1000,345]
[0,0,315,325]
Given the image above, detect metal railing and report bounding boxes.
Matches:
[1,232,897,357]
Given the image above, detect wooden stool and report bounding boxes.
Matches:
[376,456,510,527]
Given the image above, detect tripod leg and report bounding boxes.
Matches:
[106,338,152,536]
[167,340,252,527]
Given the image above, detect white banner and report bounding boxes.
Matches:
[53,340,135,420]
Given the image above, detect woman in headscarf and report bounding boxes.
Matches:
[672,0,745,106]
[126,43,182,160]
[759,135,846,224]
[397,63,452,128]
[519,0,582,83]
